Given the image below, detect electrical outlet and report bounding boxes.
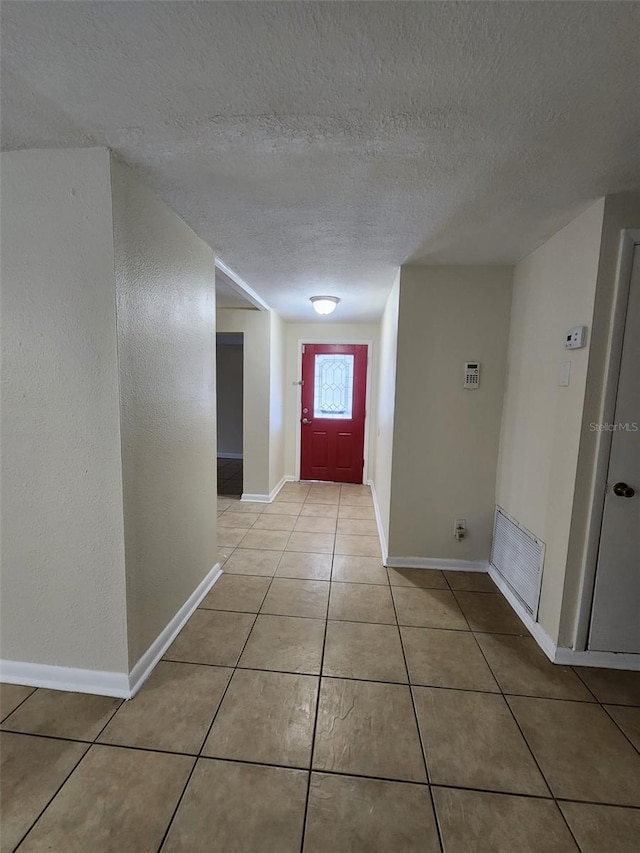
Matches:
[454,518,467,541]
[565,326,587,350]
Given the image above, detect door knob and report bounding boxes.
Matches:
[302,418,311,425]
[612,482,635,498]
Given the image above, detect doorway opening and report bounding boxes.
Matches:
[216,332,243,496]
[299,342,369,484]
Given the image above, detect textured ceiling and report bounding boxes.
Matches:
[2,2,639,321]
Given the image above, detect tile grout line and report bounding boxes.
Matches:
[93,693,127,741]
[601,705,640,757]
[199,590,545,638]
[12,738,92,852]
[156,570,279,852]
[2,729,195,756]
[427,780,640,811]
[6,727,640,813]
[154,657,613,704]
[570,666,640,758]
[298,539,334,853]
[10,679,128,851]
[0,687,38,726]
[465,613,585,852]
[391,574,446,853]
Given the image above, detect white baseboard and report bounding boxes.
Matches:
[0,563,224,699]
[554,647,640,670]
[488,564,640,671]
[487,564,558,659]
[367,479,389,563]
[217,452,243,460]
[0,660,130,698]
[127,562,223,697]
[241,474,293,504]
[386,556,489,572]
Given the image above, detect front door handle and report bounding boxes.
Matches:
[613,482,635,498]
[302,418,311,425]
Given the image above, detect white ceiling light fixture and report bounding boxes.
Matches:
[310,296,340,316]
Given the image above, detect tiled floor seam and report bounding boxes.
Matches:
[11,682,127,851]
[570,666,640,757]
[0,690,36,726]
[12,737,90,852]
[198,599,546,635]
[390,571,445,853]
[32,658,611,705]
[4,732,205,759]
[155,574,274,852]
[428,781,640,811]
[464,611,585,851]
[600,703,640,757]
[2,729,96,749]
[298,554,333,853]
[12,734,640,814]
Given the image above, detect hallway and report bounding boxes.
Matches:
[2,482,640,852]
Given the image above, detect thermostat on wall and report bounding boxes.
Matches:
[464,362,480,389]
[565,326,587,349]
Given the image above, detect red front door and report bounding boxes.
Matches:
[300,343,367,484]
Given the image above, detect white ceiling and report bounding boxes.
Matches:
[2,2,639,322]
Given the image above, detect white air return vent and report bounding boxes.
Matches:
[490,507,545,616]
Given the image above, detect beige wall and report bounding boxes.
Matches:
[389,266,512,564]
[496,200,605,643]
[111,157,218,669]
[216,343,244,456]
[283,323,380,480]
[371,274,400,553]
[0,148,129,673]
[269,311,287,493]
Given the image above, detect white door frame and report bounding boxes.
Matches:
[293,339,374,483]
[573,228,640,651]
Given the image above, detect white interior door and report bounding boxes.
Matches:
[589,244,640,653]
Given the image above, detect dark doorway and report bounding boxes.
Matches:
[216,333,243,497]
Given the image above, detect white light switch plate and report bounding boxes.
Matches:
[559,362,571,386]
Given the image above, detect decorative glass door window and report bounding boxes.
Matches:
[313,353,354,419]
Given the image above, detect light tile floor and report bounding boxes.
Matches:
[2,482,640,851]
